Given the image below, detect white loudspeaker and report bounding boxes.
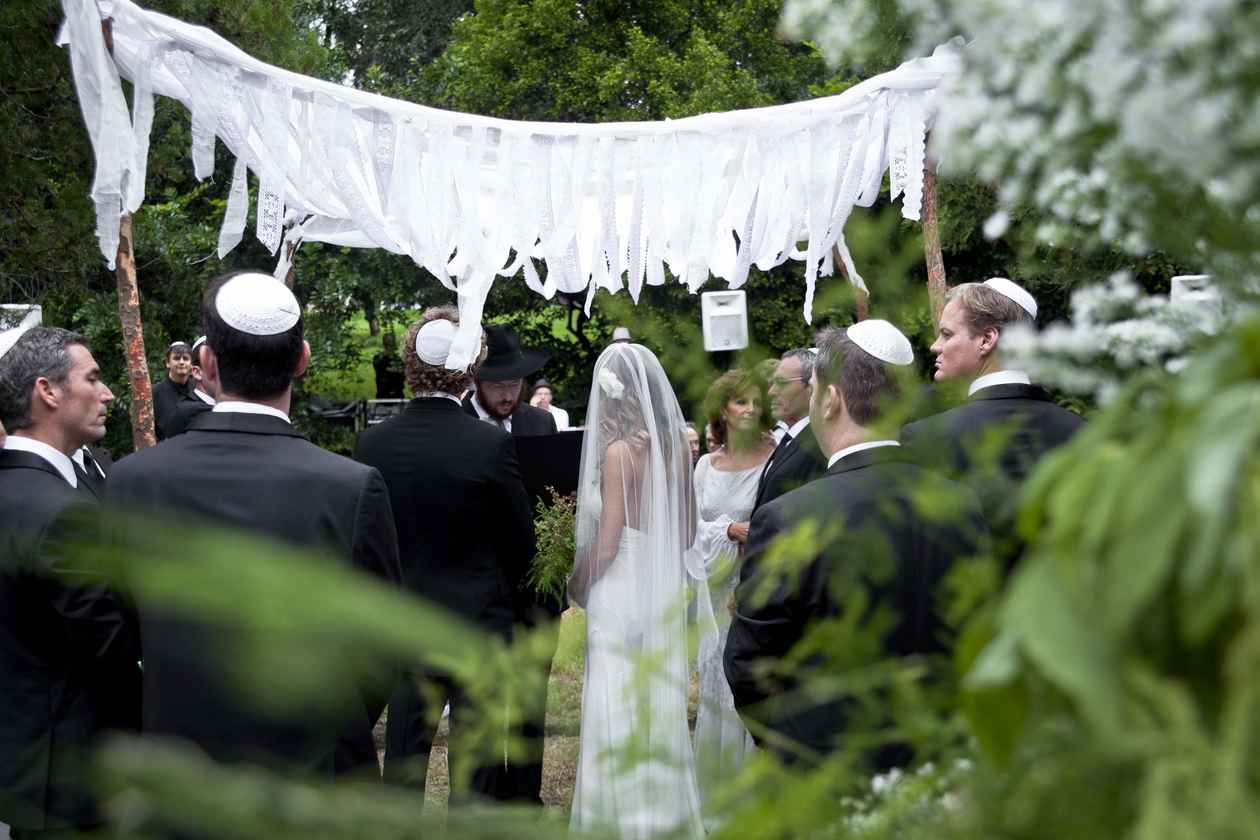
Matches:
[700,291,749,352]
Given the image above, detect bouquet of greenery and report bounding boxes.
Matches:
[527,488,577,603]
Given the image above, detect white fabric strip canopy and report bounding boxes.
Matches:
[59,0,959,370]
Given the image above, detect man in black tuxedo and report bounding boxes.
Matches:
[0,327,140,835]
[151,340,195,440]
[725,322,987,769]
[107,271,402,778]
[743,348,827,534]
[460,324,559,802]
[901,279,1084,559]
[355,309,536,798]
[719,348,826,557]
[463,325,557,436]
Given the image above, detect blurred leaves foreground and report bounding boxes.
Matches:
[48,313,1260,838]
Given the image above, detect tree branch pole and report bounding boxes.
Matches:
[922,154,947,325]
[830,243,869,321]
[103,18,156,450]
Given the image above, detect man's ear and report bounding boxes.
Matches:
[824,383,844,421]
[203,346,220,388]
[32,377,60,412]
[979,326,1001,357]
[293,340,311,379]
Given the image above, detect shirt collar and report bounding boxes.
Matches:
[4,435,77,487]
[826,439,900,470]
[969,369,1032,397]
[416,391,463,406]
[212,400,291,423]
[786,416,811,439]
[193,387,216,405]
[72,446,106,479]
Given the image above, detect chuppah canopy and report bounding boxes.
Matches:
[59,0,960,371]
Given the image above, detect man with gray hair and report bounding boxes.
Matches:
[725,321,986,769]
[0,327,140,834]
[751,348,828,518]
[902,278,1083,556]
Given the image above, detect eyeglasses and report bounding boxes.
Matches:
[769,376,806,389]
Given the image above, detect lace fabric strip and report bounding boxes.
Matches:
[60,0,960,368]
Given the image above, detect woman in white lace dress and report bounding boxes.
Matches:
[692,369,774,827]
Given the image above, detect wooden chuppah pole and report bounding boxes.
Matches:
[102,18,156,450]
[922,154,947,324]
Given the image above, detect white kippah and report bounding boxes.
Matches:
[215,273,301,336]
[983,277,1038,319]
[415,318,457,365]
[191,335,207,353]
[846,319,914,366]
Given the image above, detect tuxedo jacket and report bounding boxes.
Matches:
[162,394,213,439]
[356,398,536,635]
[461,396,558,437]
[0,450,140,830]
[106,411,402,776]
[901,384,1084,531]
[725,447,987,768]
[151,376,194,441]
[752,422,828,513]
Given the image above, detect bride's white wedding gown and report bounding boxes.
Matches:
[570,528,704,838]
[568,343,706,839]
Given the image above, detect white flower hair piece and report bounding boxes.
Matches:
[598,368,625,400]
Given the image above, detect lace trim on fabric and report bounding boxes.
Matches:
[61,0,961,367]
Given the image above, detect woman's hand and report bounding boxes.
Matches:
[726,520,750,544]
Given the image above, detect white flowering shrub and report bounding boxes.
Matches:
[781,0,1260,279]
[1002,272,1224,401]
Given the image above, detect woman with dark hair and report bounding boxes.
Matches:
[692,368,773,826]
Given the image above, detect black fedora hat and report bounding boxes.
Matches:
[478,325,550,381]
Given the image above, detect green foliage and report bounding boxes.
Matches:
[528,489,578,603]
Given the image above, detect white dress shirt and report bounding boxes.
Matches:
[416,391,464,406]
[213,401,291,423]
[548,404,570,431]
[767,416,810,470]
[3,435,77,487]
[193,387,216,405]
[968,369,1032,397]
[826,440,900,470]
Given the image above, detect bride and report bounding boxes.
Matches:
[568,343,706,839]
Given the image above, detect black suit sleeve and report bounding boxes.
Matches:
[338,467,403,768]
[725,502,801,718]
[351,466,402,587]
[39,503,140,668]
[491,433,537,594]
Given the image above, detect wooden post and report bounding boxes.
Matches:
[922,155,947,324]
[830,244,869,321]
[103,18,156,450]
[115,214,156,449]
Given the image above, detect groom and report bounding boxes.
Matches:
[355,309,536,797]
[462,324,560,804]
